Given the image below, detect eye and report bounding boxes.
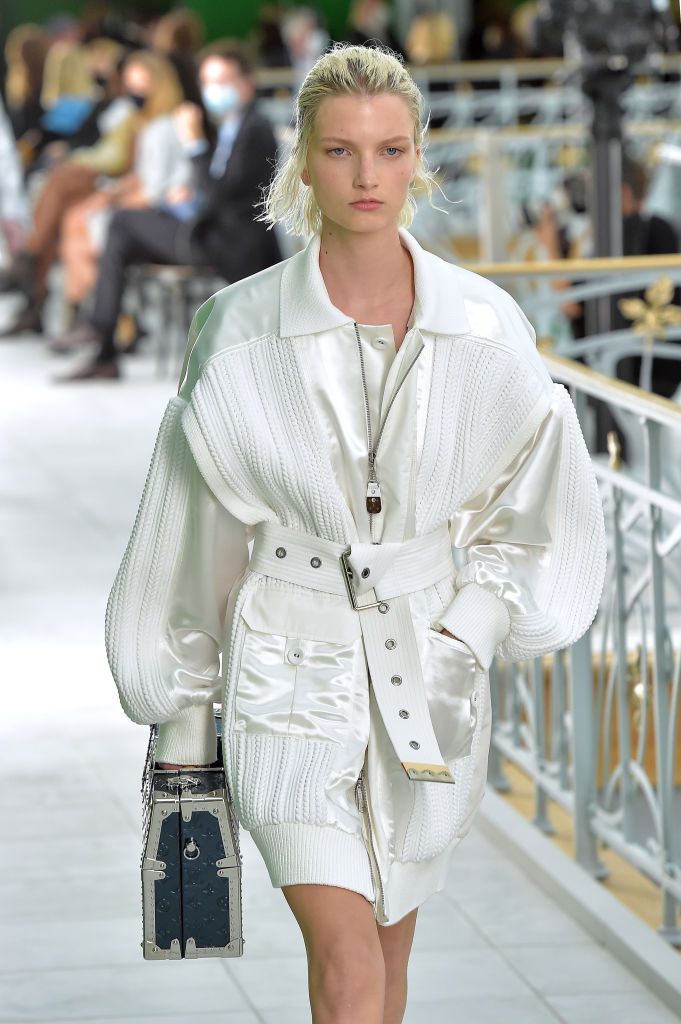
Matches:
[327,147,347,156]
[385,147,403,156]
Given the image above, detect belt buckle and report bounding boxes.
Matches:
[339,548,385,612]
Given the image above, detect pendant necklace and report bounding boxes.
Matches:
[352,318,424,541]
[353,321,382,518]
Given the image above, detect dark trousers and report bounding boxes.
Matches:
[89,207,281,362]
[90,208,210,362]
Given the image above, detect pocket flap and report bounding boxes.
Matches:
[240,588,362,643]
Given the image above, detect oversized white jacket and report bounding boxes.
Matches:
[105,226,607,925]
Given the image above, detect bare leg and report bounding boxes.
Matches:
[282,883,386,1023]
[377,909,418,1024]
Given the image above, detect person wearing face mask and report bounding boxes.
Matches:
[49,41,282,381]
[0,47,192,339]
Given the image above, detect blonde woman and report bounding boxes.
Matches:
[105,43,606,1022]
[4,24,49,149]
[0,49,189,338]
[58,50,191,317]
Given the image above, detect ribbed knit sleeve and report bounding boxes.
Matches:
[104,395,250,765]
[434,380,607,671]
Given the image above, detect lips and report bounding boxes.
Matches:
[351,200,383,209]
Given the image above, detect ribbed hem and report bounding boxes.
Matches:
[248,822,375,904]
[154,703,217,765]
[383,837,463,925]
[434,582,511,671]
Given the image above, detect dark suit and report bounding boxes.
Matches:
[89,98,282,354]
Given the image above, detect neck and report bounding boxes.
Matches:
[317,223,412,311]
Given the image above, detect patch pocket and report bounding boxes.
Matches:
[234,588,363,744]
[424,625,479,762]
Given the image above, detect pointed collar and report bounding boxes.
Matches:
[278,225,470,338]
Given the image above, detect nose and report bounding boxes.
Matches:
[353,154,379,190]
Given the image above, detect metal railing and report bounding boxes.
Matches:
[484,345,681,945]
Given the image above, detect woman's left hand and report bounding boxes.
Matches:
[440,627,464,643]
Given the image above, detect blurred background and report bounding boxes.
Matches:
[2,2,681,1022]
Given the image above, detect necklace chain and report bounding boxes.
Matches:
[353,322,383,532]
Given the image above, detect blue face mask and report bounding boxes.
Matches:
[201,83,241,119]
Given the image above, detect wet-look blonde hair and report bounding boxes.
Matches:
[257,41,447,237]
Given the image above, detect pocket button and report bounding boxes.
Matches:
[286,646,303,664]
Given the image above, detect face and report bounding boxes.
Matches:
[301,91,420,236]
[199,56,254,105]
[122,63,152,101]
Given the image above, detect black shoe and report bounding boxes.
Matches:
[52,356,121,382]
[0,268,22,293]
[47,322,103,353]
[0,303,44,337]
[0,252,37,296]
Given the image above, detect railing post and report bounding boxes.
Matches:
[569,630,607,877]
[643,418,681,942]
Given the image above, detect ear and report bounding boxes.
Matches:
[301,167,310,187]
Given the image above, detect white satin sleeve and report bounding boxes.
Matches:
[104,395,250,765]
[434,381,607,671]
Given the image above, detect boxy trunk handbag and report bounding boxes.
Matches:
[140,706,244,959]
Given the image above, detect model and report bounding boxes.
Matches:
[105,42,607,1024]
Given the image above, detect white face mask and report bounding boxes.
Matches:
[201,82,242,119]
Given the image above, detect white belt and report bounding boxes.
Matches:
[249,520,457,784]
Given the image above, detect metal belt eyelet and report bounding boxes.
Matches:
[398,709,410,719]
[310,556,321,568]
[378,602,389,613]
[361,567,370,578]
[385,638,396,649]
[275,546,287,558]
[391,675,402,686]
[339,548,391,612]
[409,740,420,750]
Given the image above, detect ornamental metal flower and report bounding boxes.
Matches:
[617,275,681,351]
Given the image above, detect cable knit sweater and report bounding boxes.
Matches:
[104,226,607,769]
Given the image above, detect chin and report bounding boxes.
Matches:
[328,211,393,232]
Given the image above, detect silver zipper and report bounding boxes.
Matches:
[353,323,424,544]
[354,768,387,921]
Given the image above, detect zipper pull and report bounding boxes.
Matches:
[366,478,382,514]
[366,450,382,513]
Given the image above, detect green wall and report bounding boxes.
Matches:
[1,1,354,44]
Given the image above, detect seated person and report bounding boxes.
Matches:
[50,41,283,382]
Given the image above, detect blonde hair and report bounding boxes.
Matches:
[5,25,49,108]
[40,41,95,108]
[256,41,448,237]
[121,50,184,123]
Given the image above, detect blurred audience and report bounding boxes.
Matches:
[1,3,678,390]
[614,154,681,398]
[49,41,282,382]
[404,5,456,63]
[253,5,292,69]
[0,95,31,257]
[57,50,193,326]
[4,25,50,157]
[281,7,331,90]
[462,1,526,61]
[151,7,205,106]
[344,0,405,58]
[0,49,190,337]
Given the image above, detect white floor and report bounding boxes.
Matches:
[1,328,678,1024]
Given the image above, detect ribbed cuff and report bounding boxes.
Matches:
[155,703,217,765]
[248,822,375,904]
[433,582,511,671]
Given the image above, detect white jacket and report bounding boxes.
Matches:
[105,226,607,925]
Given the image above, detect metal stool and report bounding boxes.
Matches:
[130,264,226,378]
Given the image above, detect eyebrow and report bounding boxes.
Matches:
[319,135,411,144]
